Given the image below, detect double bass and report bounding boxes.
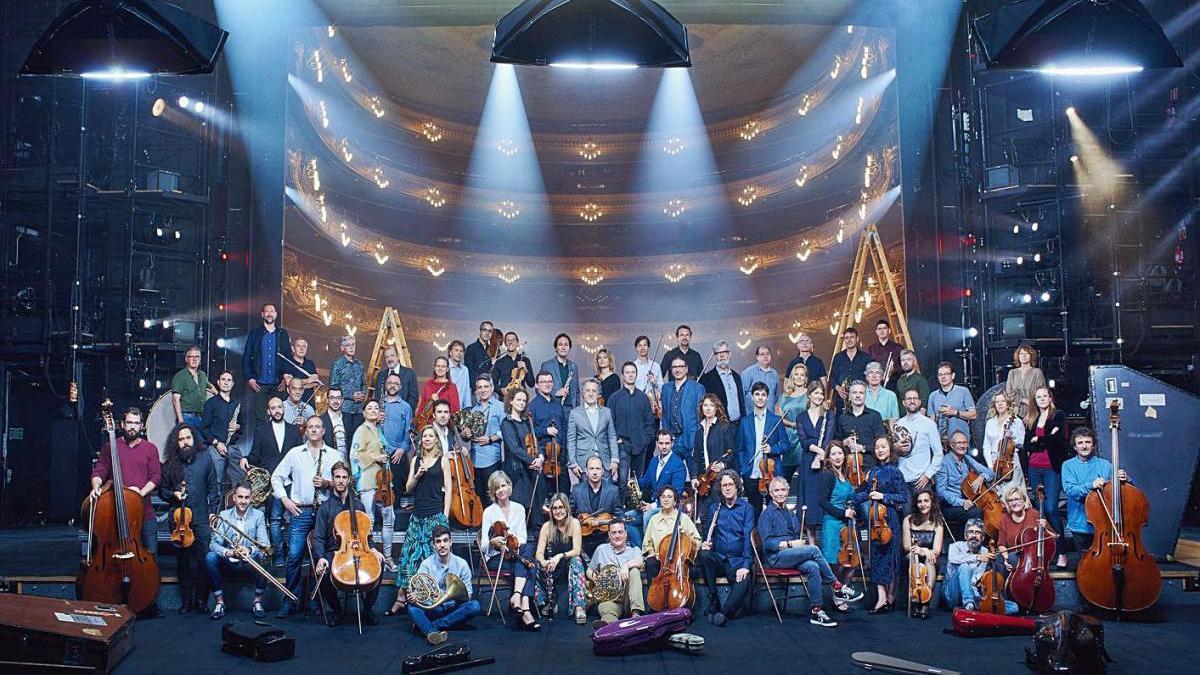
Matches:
[1076,401,1161,613]
[77,400,160,613]
[646,509,697,611]
[1008,486,1056,613]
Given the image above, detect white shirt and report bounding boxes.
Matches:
[584,404,600,431]
[983,415,1026,468]
[897,412,943,482]
[480,501,527,562]
[328,410,347,455]
[271,420,285,453]
[270,443,344,505]
[750,412,767,479]
[434,425,451,454]
[634,358,663,394]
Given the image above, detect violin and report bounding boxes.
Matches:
[486,327,504,361]
[993,412,1017,483]
[579,511,616,538]
[908,540,933,605]
[541,435,562,479]
[868,476,892,545]
[976,542,1007,615]
[170,480,195,549]
[447,442,484,528]
[376,454,395,508]
[844,430,867,488]
[1076,401,1161,612]
[647,510,697,611]
[757,455,776,495]
[76,400,160,613]
[1008,485,1057,613]
[331,493,382,592]
[838,515,862,568]
[696,448,734,498]
[412,385,448,434]
[488,520,537,567]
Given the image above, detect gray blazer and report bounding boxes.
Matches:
[567,405,619,471]
[209,505,270,560]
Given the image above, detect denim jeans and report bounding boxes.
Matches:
[265,496,285,564]
[361,488,395,562]
[283,508,315,605]
[205,551,268,595]
[942,564,1018,614]
[408,599,482,635]
[768,544,836,606]
[1026,466,1063,536]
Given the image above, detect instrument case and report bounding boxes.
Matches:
[221,620,295,662]
[591,607,692,656]
[0,595,134,674]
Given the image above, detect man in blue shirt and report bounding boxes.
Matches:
[1061,427,1126,565]
[741,345,780,414]
[697,470,755,626]
[698,341,743,423]
[409,525,480,645]
[465,374,505,505]
[660,357,704,462]
[328,336,366,416]
[379,372,413,496]
[927,361,977,440]
[242,303,291,421]
[936,431,995,531]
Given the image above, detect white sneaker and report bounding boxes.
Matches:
[426,631,447,645]
[835,585,864,603]
[810,609,837,627]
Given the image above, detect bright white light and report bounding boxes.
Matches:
[1040,291,1051,302]
[216,338,226,349]
[155,380,162,390]
[967,327,979,338]
[1065,106,1076,116]
[1039,64,1143,77]
[142,319,153,329]
[549,62,638,70]
[178,96,190,108]
[81,69,150,81]
[193,101,205,113]
[1022,293,1033,304]
[138,378,146,388]
[162,319,171,329]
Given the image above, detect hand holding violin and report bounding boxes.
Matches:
[868,490,884,501]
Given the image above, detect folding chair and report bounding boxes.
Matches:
[749,528,810,624]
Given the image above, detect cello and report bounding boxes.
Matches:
[962,468,1007,541]
[646,508,698,611]
[330,484,382,632]
[1008,486,1056,613]
[1076,401,1161,613]
[447,445,484,528]
[76,400,161,613]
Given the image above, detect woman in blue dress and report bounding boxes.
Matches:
[819,443,861,596]
[776,363,809,484]
[794,381,835,544]
[855,434,907,614]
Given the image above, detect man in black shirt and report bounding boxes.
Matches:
[569,456,623,556]
[834,381,885,466]
[200,370,242,497]
[492,331,535,392]
[784,333,826,384]
[463,321,496,396]
[607,362,657,484]
[660,325,704,380]
[829,327,872,406]
[312,461,382,627]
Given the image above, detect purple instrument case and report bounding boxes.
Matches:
[591,608,693,655]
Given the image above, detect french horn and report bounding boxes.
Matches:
[408,572,469,610]
[886,420,913,457]
[584,564,626,604]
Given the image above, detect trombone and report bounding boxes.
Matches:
[209,513,298,603]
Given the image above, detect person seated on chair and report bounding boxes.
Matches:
[901,487,945,620]
[942,518,1018,614]
[312,461,383,627]
[480,470,541,631]
[642,485,700,580]
[569,455,623,556]
[697,470,756,627]
[757,476,863,627]
[935,430,995,532]
[585,519,645,629]
[206,482,271,620]
[409,525,481,645]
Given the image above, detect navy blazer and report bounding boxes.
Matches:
[639,452,688,501]
[794,408,837,459]
[569,480,622,518]
[242,325,291,385]
[660,379,704,459]
[737,412,789,478]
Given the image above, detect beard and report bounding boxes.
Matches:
[176,442,197,464]
[122,428,140,442]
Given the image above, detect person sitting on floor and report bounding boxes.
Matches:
[409,525,482,645]
[942,518,1019,614]
[585,519,645,629]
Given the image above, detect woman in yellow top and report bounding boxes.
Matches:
[350,400,394,570]
[641,485,700,580]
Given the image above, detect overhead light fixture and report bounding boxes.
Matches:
[21,1,228,78]
[151,97,165,116]
[973,0,1181,74]
[492,0,690,68]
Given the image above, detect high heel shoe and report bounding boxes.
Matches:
[520,609,541,631]
[868,601,893,615]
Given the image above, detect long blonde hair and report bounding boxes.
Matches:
[783,362,809,396]
[418,424,444,462]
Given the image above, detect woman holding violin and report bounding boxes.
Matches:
[1022,386,1070,568]
[385,425,451,617]
[418,357,462,421]
[692,395,737,504]
[500,389,545,528]
[159,423,219,614]
[982,391,1026,493]
[819,443,860,590]
[795,380,837,541]
[855,435,907,614]
[480,471,541,631]
[901,488,944,619]
[535,493,588,623]
[350,400,395,572]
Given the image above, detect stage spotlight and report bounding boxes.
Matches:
[1040,291,1051,302]
[161,319,171,329]
[967,327,979,338]
[151,98,165,116]
[20,1,228,78]
[1022,293,1033,304]
[1065,106,1076,116]
[492,0,690,68]
[973,0,1181,74]
[193,100,204,113]
[142,319,153,329]
[1070,155,1079,163]
[216,337,226,348]
[138,378,146,388]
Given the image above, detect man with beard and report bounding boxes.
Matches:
[312,461,382,627]
[464,322,496,396]
[243,303,291,421]
[372,345,418,411]
[242,397,300,567]
[379,372,413,495]
[282,377,315,427]
[660,325,704,380]
[159,424,220,614]
[538,333,581,410]
[201,370,242,497]
[895,388,943,496]
[943,518,1018,614]
[320,387,361,459]
[88,407,163,617]
[699,340,744,424]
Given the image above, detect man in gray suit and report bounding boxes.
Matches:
[567,379,619,484]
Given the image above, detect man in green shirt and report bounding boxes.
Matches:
[171,345,213,434]
[893,349,930,412]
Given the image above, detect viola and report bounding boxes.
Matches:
[909,543,933,605]
[485,328,504,361]
[541,435,562,479]
[1076,401,1161,612]
[868,476,892,545]
[757,455,776,495]
[447,448,483,528]
[1007,485,1056,613]
[579,511,616,538]
[412,384,448,434]
[647,510,697,612]
[844,431,867,488]
[977,543,1007,615]
[696,448,734,498]
[76,400,160,613]
[837,516,862,568]
[170,480,195,549]
[488,520,537,568]
[331,496,382,592]
[993,412,1017,483]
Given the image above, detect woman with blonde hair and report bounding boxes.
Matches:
[777,363,810,481]
[594,348,620,403]
[535,492,588,623]
[384,424,451,617]
[982,391,1027,493]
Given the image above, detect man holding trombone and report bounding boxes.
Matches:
[206,481,293,619]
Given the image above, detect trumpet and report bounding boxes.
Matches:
[408,572,469,610]
[209,513,297,603]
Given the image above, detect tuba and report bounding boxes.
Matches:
[585,564,626,604]
[408,572,469,610]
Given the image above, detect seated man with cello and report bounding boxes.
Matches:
[758,476,862,627]
[312,461,383,627]
[205,482,272,620]
[409,525,481,646]
[697,470,756,627]
[942,518,1018,614]
[570,455,624,556]
[585,519,645,629]
[935,430,996,531]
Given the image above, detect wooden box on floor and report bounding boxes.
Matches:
[0,594,134,674]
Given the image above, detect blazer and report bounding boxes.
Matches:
[242,325,291,385]
[736,412,789,478]
[1022,409,1070,474]
[660,379,704,459]
[320,410,363,452]
[569,479,623,517]
[606,386,656,460]
[691,420,738,477]
[567,405,619,470]
[698,368,745,420]
[795,408,837,464]
[639,452,688,501]
[538,358,581,409]
[209,506,270,559]
[372,364,419,412]
[245,419,302,474]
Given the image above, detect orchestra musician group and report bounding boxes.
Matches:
[78,308,1161,638]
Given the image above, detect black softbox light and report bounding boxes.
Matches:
[974,0,1181,71]
[21,0,228,77]
[491,0,690,68]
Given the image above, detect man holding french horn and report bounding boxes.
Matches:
[409,525,480,645]
[584,519,645,629]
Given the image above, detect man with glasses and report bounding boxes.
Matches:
[785,333,826,386]
[927,361,977,441]
[935,430,994,530]
[698,340,744,423]
[171,345,212,433]
[660,357,703,461]
[464,322,496,394]
[829,328,872,408]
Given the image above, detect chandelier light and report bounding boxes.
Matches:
[580,202,603,222]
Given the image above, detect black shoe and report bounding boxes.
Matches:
[363,612,378,626]
[710,612,727,627]
[193,595,208,614]
[178,599,192,615]
[703,598,720,616]
[868,602,892,615]
[325,614,343,628]
[139,605,165,620]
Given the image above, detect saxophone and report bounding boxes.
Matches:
[625,475,645,511]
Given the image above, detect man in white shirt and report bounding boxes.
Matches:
[632,335,664,394]
[270,415,342,617]
[282,378,315,426]
[895,388,943,495]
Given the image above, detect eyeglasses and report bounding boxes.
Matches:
[714,350,730,356]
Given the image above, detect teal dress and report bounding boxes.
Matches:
[778,392,808,468]
[821,474,856,564]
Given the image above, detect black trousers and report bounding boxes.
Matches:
[941,503,982,534]
[318,575,380,619]
[173,527,210,601]
[698,551,751,618]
